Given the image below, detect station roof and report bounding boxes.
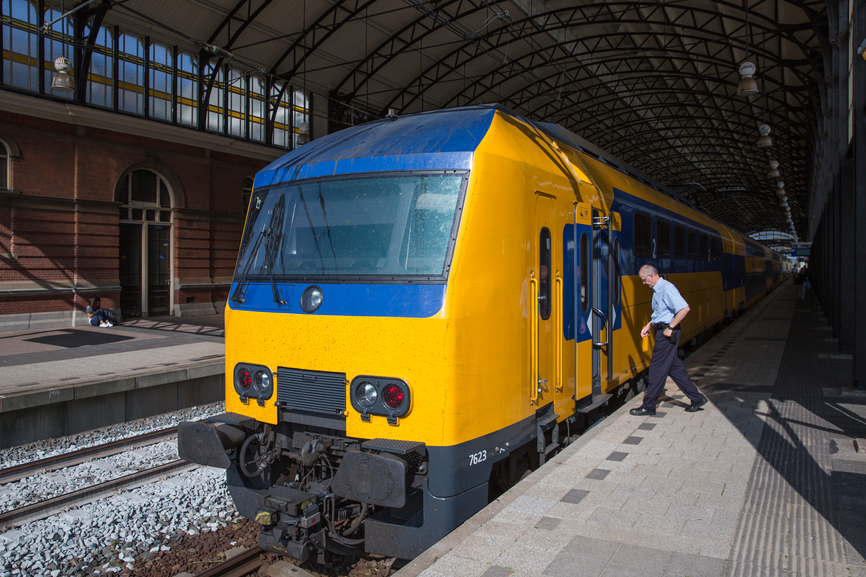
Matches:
[87,0,829,247]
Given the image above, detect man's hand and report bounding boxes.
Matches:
[663,327,673,338]
[640,323,651,338]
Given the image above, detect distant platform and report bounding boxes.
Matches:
[397,283,866,577]
[0,316,226,449]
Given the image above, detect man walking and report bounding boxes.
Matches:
[630,265,708,416]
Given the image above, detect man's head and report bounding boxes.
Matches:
[639,264,660,288]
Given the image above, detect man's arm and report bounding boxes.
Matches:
[666,306,690,333]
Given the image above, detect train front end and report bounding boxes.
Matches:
[177,108,495,562]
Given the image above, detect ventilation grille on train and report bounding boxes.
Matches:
[276,367,347,416]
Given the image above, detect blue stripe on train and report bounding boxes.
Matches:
[228,282,446,318]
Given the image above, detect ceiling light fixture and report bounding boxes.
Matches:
[51,56,75,92]
[758,124,773,147]
[768,160,780,178]
[737,61,759,95]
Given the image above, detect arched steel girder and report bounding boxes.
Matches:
[379,3,819,116]
[528,93,812,157]
[267,0,378,125]
[199,0,273,127]
[498,71,812,133]
[330,0,489,101]
[269,0,377,80]
[444,36,815,117]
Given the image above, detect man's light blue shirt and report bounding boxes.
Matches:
[651,277,689,324]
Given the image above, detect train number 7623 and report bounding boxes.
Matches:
[469,450,487,466]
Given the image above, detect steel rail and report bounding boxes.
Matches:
[195,546,265,577]
[0,427,179,485]
[0,459,195,529]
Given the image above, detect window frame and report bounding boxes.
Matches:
[656,218,671,259]
[687,229,697,260]
[673,224,686,259]
[633,211,653,258]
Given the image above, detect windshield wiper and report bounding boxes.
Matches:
[230,194,287,305]
[263,195,287,305]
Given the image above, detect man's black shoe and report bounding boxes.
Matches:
[685,398,708,413]
[629,406,656,416]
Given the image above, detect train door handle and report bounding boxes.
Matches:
[591,307,609,348]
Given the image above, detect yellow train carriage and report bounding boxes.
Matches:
[178,105,781,562]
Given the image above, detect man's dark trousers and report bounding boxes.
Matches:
[642,327,704,411]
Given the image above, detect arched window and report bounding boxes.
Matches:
[292,90,310,148]
[2,0,39,92]
[242,176,254,216]
[118,32,144,115]
[249,75,266,142]
[117,169,173,222]
[43,7,74,100]
[149,42,173,121]
[228,67,246,138]
[271,81,292,148]
[177,51,198,127]
[0,140,10,190]
[205,62,225,133]
[86,23,113,108]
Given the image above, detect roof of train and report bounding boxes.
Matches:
[253,104,780,257]
[254,105,502,188]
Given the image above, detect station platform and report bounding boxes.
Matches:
[0,315,226,449]
[397,283,866,577]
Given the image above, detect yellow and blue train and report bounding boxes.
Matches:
[178,105,789,562]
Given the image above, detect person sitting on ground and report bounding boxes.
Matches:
[86,297,118,327]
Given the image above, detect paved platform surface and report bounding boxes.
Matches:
[0,315,225,412]
[398,283,866,577]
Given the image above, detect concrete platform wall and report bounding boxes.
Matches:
[0,374,224,449]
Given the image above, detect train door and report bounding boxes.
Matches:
[531,194,556,407]
[582,207,622,409]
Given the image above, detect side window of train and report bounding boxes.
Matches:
[614,237,622,307]
[699,234,709,261]
[580,232,589,314]
[539,228,552,321]
[656,219,671,258]
[687,229,697,260]
[673,224,685,259]
[634,212,652,258]
[710,237,719,261]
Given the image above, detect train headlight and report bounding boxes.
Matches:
[254,371,272,395]
[300,286,323,313]
[382,384,404,409]
[349,376,411,421]
[355,382,378,407]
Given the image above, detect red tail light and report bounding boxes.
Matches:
[238,368,252,390]
[382,384,404,409]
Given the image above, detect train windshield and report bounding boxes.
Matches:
[235,173,465,280]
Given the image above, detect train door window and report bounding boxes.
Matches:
[580,232,589,313]
[613,237,621,306]
[538,228,551,320]
[634,212,652,258]
[656,219,671,258]
[699,234,709,261]
[687,229,697,260]
[673,225,685,259]
[710,237,719,261]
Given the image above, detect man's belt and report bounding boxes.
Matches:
[653,323,680,330]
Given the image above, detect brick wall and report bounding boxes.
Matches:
[0,111,272,320]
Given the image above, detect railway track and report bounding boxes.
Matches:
[0,459,196,529]
[195,547,264,577]
[0,426,179,485]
